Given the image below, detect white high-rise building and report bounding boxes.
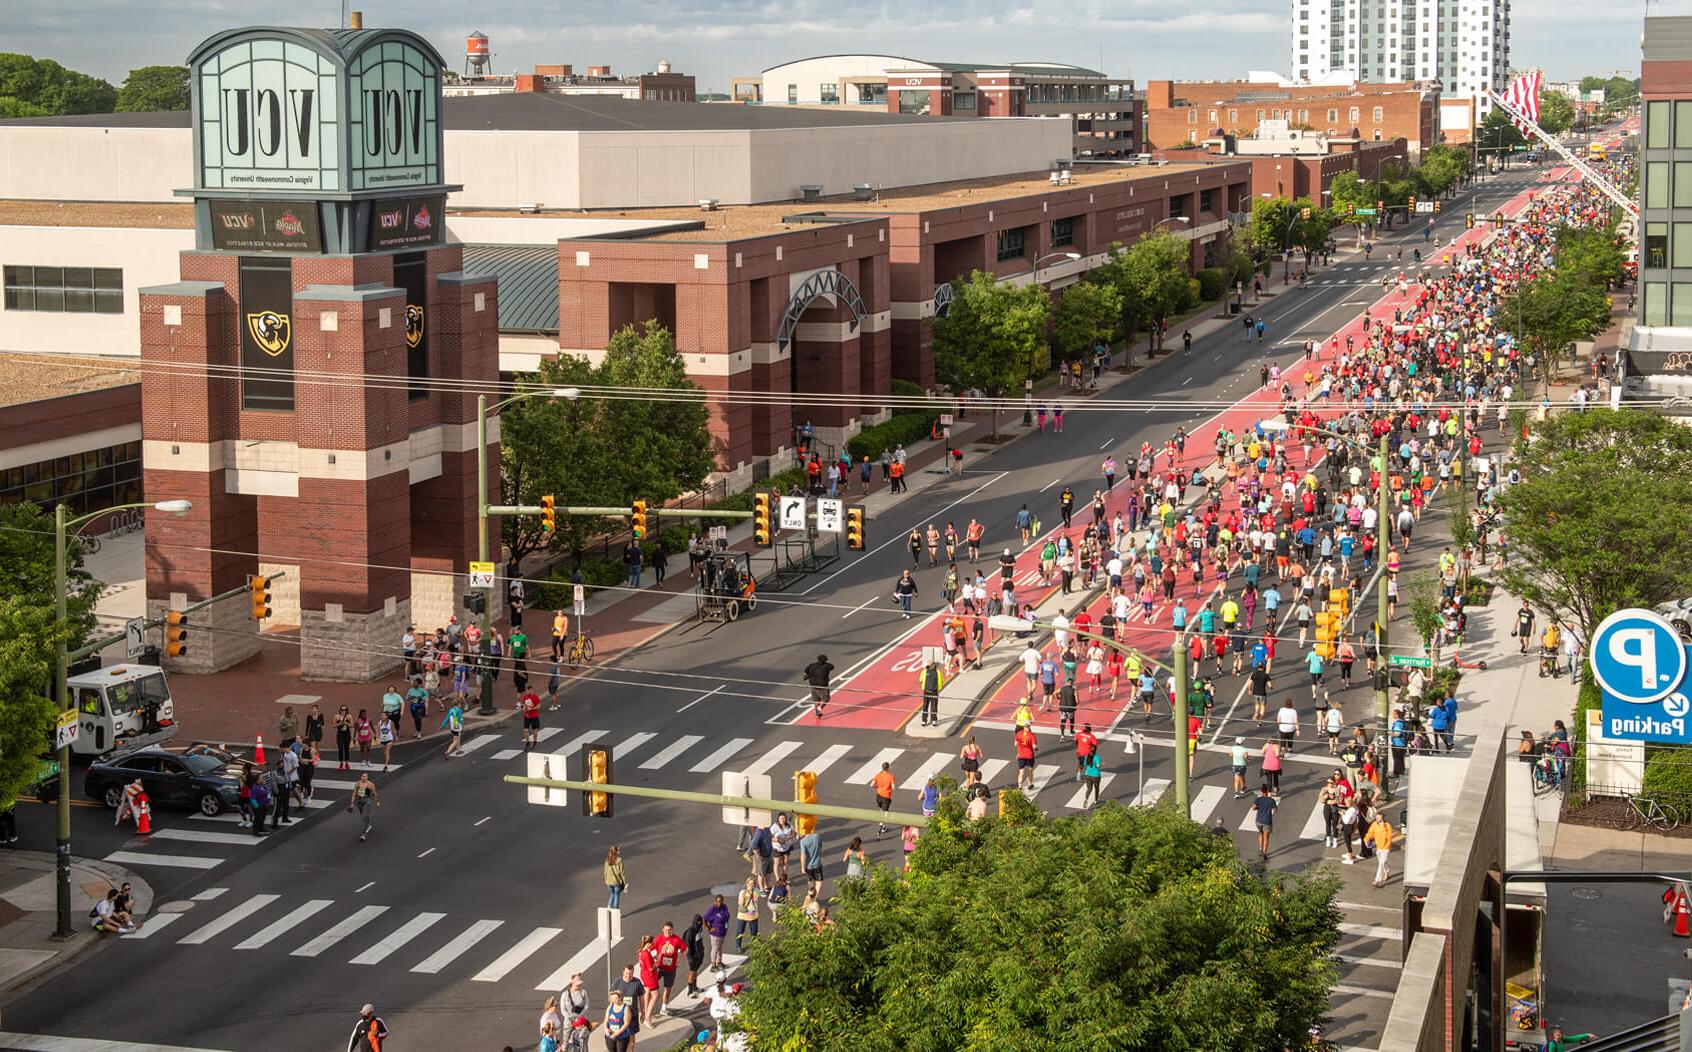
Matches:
[1292,0,1510,113]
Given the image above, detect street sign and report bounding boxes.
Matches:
[468,561,496,590]
[124,618,145,659]
[525,751,570,807]
[1593,608,1692,743]
[1353,207,1378,216]
[778,495,807,532]
[572,583,585,618]
[720,771,772,826]
[1388,655,1433,668]
[815,498,844,534]
[1415,201,1435,214]
[596,906,623,945]
[54,710,79,750]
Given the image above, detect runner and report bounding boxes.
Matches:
[803,653,835,717]
[1250,784,1278,861]
[519,685,542,749]
[346,772,379,842]
[871,762,896,838]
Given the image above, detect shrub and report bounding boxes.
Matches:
[890,378,928,403]
[530,558,624,609]
[707,468,807,514]
[1196,267,1226,301]
[847,412,937,462]
[1642,746,1692,804]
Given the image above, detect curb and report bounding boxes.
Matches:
[0,853,151,999]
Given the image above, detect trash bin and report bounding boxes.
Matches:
[1229,302,1242,315]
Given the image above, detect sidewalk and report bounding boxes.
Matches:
[0,852,146,995]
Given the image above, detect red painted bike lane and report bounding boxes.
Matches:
[815,173,1561,734]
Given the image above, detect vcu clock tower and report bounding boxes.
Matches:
[140,25,498,681]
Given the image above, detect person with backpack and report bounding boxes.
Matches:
[347,1004,388,1052]
[247,767,272,837]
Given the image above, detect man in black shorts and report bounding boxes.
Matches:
[803,654,835,717]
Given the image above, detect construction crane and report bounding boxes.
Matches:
[1487,89,1639,219]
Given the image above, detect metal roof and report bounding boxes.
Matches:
[460,245,558,333]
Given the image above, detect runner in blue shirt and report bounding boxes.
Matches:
[1263,587,1282,617]
[1197,607,1217,635]
[1305,648,1326,699]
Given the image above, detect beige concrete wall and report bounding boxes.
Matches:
[0,127,190,201]
[0,225,195,358]
[759,55,915,105]
[444,130,585,209]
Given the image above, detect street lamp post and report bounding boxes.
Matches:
[52,497,191,938]
[476,387,579,715]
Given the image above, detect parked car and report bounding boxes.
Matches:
[84,746,242,817]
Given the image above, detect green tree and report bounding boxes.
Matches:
[1537,90,1576,136]
[1406,573,1446,663]
[1049,280,1122,365]
[1121,230,1192,351]
[735,798,1341,1051]
[116,65,189,112]
[1477,109,1527,157]
[1555,226,1625,289]
[1506,272,1609,384]
[0,54,116,115]
[1329,170,1374,239]
[0,503,102,810]
[933,271,1049,437]
[498,322,714,563]
[1249,197,1299,260]
[1498,409,1692,638]
[1603,76,1639,110]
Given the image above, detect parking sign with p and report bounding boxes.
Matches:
[1594,608,1692,742]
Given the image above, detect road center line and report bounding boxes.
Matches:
[355,881,375,893]
[417,847,435,859]
[676,684,725,713]
[1039,477,1062,492]
[475,816,492,827]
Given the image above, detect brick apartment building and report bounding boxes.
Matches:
[1145,79,1439,159]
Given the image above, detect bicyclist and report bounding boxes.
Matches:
[1539,622,1562,679]
[803,654,835,718]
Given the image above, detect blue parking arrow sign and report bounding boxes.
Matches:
[1593,608,1692,743]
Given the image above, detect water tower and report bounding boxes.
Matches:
[465,31,491,76]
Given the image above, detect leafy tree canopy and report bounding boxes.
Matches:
[116,65,189,112]
[1050,279,1122,364]
[1537,90,1576,136]
[0,53,116,115]
[736,796,1341,1052]
[933,271,1049,436]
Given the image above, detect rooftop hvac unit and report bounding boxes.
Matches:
[799,185,823,202]
[1058,170,1073,185]
[1049,171,1061,184]
[853,183,874,201]
[517,203,541,213]
[698,198,719,211]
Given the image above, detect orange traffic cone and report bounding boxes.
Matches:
[134,799,152,836]
[1674,890,1691,939]
[254,733,266,765]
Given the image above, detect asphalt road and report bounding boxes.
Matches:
[1,168,1550,1052]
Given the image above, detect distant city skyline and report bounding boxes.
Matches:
[1,0,1669,97]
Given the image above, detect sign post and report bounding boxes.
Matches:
[53,711,79,752]
[778,496,807,533]
[124,618,145,660]
[1388,654,1433,669]
[468,561,496,590]
[1591,608,1692,744]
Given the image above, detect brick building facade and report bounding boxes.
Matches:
[1145,79,1438,159]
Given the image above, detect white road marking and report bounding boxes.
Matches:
[146,828,258,847]
[472,925,563,983]
[676,685,724,714]
[640,735,704,770]
[349,912,447,965]
[552,730,608,759]
[743,741,804,778]
[1300,797,1330,840]
[976,758,1009,785]
[191,888,228,901]
[689,737,753,773]
[611,732,657,759]
[1039,477,1062,492]
[353,882,375,895]
[458,733,501,755]
[120,913,184,939]
[0,1033,237,1052]
[1131,778,1170,808]
[234,899,334,950]
[536,936,621,993]
[177,893,279,944]
[1332,983,1393,1000]
[898,752,954,792]
[839,596,879,620]
[536,726,564,743]
[105,851,221,871]
[1190,784,1228,823]
[1338,922,1401,941]
[291,905,389,957]
[412,918,505,974]
[417,848,435,859]
[475,816,492,827]
[1063,773,1114,809]
[844,748,904,787]
[491,749,523,761]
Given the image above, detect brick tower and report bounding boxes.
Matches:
[140,25,497,681]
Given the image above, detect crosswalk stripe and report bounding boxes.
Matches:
[613,732,657,759]
[690,738,753,773]
[554,730,609,759]
[535,726,564,743]
[641,735,704,770]
[1240,800,1271,831]
[1300,797,1330,840]
[459,733,501,755]
[804,743,852,779]
[105,851,221,871]
[536,935,620,993]
[1063,772,1114,809]
[148,828,259,847]
[743,740,803,777]
[844,748,904,787]
[1026,763,1062,798]
[472,925,563,983]
[1338,922,1400,941]
[313,778,358,791]
[121,912,185,939]
[899,752,953,791]
[300,797,333,809]
[349,912,447,965]
[1131,778,1170,808]
[412,919,505,974]
[234,899,334,950]
[291,905,389,957]
[178,893,279,945]
[976,758,1009,786]
[492,748,523,761]
[1190,784,1228,823]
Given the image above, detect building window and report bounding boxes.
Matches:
[1189,109,1198,124]
[1678,102,1692,149]
[1648,162,1670,209]
[1644,282,1668,326]
[1228,108,1238,123]
[996,227,1027,262]
[2,265,123,313]
[1647,223,1669,270]
[820,84,838,104]
[787,84,797,104]
[0,439,142,518]
[1299,108,1309,123]
[1677,162,1692,209]
[1199,188,1214,213]
[1349,106,1360,123]
[1373,106,1384,122]
[1050,217,1075,248]
[954,91,976,112]
[1675,283,1692,327]
[856,83,886,105]
[1208,109,1217,125]
[900,90,931,115]
[643,90,656,100]
[1256,109,1265,120]
[1675,223,1692,270]
[1328,108,1338,122]
[1648,100,1670,149]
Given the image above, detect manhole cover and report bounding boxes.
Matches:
[155,899,197,914]
[1571,887,1601,900]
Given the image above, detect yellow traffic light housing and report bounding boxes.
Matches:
[630,500,648,541]
[1466,213,1475,230]
[752,492,773,548]
[248,575,271,621]
[1376,199,1384,211]
[1299,206,1311,220]
[165,610,189,657]
[793,769,818,835]
[583,744,612,818]
[845,505,865,551]
[1434,201,1443,214]
[540,494,556,534]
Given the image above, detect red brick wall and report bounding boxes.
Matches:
[0,384,139,455]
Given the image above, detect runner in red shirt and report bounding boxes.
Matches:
[651,920,688,1017]
[519,688,542,749]
[1014,725,1038,792]
[1073,724,1099,780]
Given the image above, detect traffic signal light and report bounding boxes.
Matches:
[540,494,556,534]
[752,492,773,548]
[583,744,613,818]
[1376,199,1384,211]
[793,769,818,835]
[463,591,486,615]
[1300,206,1311,220]
[1494,212,1504,226]
[1407,195,1417,212]
[248,574,271,621]
[165,610,188,657]
[1434,201,1442,214]
[845,505,865,551]
[630,500,647,541]
[1466,213,1475,229]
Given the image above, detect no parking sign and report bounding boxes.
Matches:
[1593,608,1692,742]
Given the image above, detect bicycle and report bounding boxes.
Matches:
[78,533,102,556]
[1622,793,1682,831]
[567,629,596,667]
[1530,754,1564,796]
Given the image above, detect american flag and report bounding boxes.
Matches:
[1503,70,1543,135]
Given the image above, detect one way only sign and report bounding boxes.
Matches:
[526,752,570,807]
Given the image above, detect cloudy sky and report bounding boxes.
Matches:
[0,0,1670,93]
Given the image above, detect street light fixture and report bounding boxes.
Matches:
[53,497,193,938]
[476,386,580,715]
[1259,416,1397,799]
[1032,251,1082,269]
[1152,215,1191,232]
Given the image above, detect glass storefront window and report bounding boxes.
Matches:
[900,90,931,115]
[0,438,143,517]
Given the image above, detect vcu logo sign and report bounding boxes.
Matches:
[405,303,425,349]
[246,311,292,357]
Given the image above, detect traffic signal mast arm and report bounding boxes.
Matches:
[72,571,287,665]
[487,503,755,520]
[506,773,933,828]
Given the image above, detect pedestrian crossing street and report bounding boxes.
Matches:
[120,885,748,995]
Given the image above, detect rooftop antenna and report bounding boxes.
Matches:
[340,0,347,28]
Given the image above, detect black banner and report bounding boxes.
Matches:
[238,258,295,411]
[209,200,323,254]
[369,195,443,251]
[393,252,429,398]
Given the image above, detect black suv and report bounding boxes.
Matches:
[84,747,242,817]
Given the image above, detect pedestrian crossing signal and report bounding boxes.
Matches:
[583,744,613,818]
[753,493,773,548]
[1434,201,1442,215]
[248,574,271,621]
[1466,213,1475,229]
[629,500,647,541]
[845,505,865,551]
[165,610,189,657]
[540,495,556,534]
[793,770,818,835]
